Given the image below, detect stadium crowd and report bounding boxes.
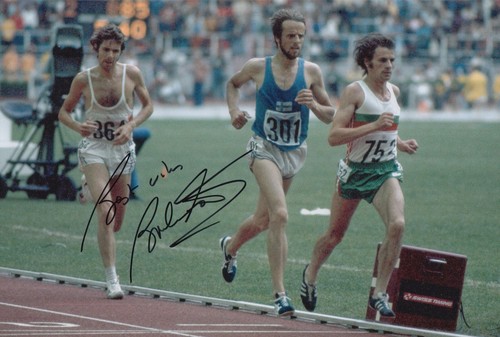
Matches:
[1,0,500,111]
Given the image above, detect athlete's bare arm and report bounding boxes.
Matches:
[58,72,98,137]
[226,58,265,129]
[296,61,335,124]
[328,82,393,147]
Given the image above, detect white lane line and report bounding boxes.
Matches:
[0,302,203,337]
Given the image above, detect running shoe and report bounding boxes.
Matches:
[369,292,395,317]
[300,264,317,311]
[220,236,237,282]
[274,293,295,317]
[106,278,124,300]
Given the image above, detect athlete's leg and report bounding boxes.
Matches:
[110,173,131,232]
[372,178,405,295]
[82,163,116,269]
[305,183,361,285]
[224,191,270,256]
[251,158,292,294]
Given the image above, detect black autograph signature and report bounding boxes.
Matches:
[80,151,134,252]
[80,150,251,283]
[129,150,250,281]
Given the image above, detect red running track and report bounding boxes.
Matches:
[2,270,452,337]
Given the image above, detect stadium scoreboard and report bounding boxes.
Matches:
[67,0,150,41]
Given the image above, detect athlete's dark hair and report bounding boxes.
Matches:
[90,24,126,53]
[354,33,395,75]
[270,8,306,47]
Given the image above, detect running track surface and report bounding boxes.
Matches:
[0,270,472,337]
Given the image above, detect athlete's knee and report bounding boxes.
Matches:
[326,228,346,247]
[269,206,288,229]
[387,218,405,239]
[324,217,349,244]
[97,204,114,223]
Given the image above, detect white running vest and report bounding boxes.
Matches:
[346,80,400,163]
[85,64,133,142]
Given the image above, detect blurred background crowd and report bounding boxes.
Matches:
[2,0,500,112]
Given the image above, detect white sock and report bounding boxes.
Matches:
[373,291,388,300]
[276,291,287,298]
[105,266,118,282]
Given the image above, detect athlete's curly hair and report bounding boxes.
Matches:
[270,8,306,48]
[354,33,394,75]
[90,24,126,53]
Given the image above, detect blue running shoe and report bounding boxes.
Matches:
[274,293,295,316]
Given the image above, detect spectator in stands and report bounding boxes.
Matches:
[1,16,16,46]
[2,45,20,81]
[210,46,229,100]
[10,5,24,31]
[37,1,51,29]
[461,62,489,110]
[493,72,500,108]
[21,2,39,30]
[21,43,37,81]
[191,50,209,106]
[433,68,454,110]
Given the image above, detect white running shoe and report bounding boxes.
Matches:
[106,278,124,299]
[79,175,93,204]
[220,236,237,283]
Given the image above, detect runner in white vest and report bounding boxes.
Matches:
[58,24,153,300]
[301,33,419,317]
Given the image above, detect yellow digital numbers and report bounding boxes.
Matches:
[93,0,150,40]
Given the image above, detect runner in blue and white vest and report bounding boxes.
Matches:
[219,8,335,317]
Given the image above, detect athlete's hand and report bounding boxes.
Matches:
[80,120,98,137]
[113,123,133,145]
[398,138,419,154]
[375,112,395,130]
[295,89,317,110]
[231,109,251,130]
